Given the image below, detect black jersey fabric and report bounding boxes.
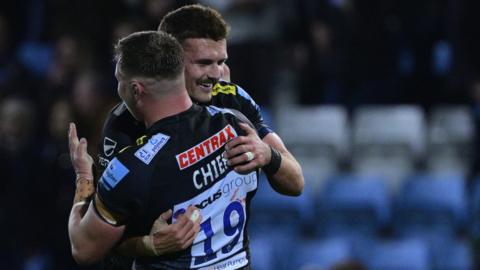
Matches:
[97,81,272,173]
[97,104,258,270]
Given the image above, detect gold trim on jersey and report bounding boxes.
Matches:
[212,83,237,96]
[94,194,124,225]
[118,146,132,154]
[118,135,147,154]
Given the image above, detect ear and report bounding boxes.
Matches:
[131,81,145,100]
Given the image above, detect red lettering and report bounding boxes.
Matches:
[211,136,219,151]
[225,125,236,140]
[176,125,238,170]
[202,140,212,155]
[219,130,227,146]
[187,149,196,164]
[195,144,205,160]
[178,153,189,169]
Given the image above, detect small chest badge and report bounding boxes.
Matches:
[103,137,117,157]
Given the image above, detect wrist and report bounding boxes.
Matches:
[73,177,95,204]
[142,235,159,256]
[76,173,93,181]
[262,146,282,176]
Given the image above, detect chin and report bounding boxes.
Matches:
[193,93,212,104]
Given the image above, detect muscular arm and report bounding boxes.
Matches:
[262,132,304,196]
[225,123,304,196]
[115,207,201,257]
[68,123,125,264]
[69,198,125,265]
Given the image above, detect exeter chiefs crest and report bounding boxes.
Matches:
[103,137,117,157]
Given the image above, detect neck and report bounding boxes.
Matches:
[143,90,192,128]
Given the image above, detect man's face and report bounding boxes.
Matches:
[183,38,227,103]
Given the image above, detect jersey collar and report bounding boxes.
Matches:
[146,104,202,135]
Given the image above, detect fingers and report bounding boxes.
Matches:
[151,210,170,234]
[180,224,200,249]
[78,138,89,159]
[232,162,258,174]
[225,136,247,152]
[160,209,173,221]
[68,122,79,157]
[238,122,256,135]
[68,123,94,180]
[226,152,255,168]
[225,142,250,159]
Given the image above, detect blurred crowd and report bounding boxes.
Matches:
[1,0,480,269]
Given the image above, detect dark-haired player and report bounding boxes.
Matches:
[69,30,261,269]
[94,4,304,268]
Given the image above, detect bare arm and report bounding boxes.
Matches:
[225,123,304,196]
[261,132,304,196]
[115,206,201,257]
[68,123,125,264]
[69,198,125,264]
[69,122,202,259]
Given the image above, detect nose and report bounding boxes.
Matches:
[207,64,222,81]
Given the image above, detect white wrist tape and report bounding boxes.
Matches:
[142,235,159,256]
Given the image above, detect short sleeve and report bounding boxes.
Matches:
[97,155,150,225]
[235,85,273,139]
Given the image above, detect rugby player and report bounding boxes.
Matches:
[69,30,260,269]
[89,4,304,267]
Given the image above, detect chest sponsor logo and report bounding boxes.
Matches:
[176,125,237,170]
[103,137,117,157]
[135,133,170,165]
[101,157,129,190]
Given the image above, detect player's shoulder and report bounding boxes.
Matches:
[212,80,253,98]
[212,80,258,107]
[105,102,127,120]
[212,80,238,96]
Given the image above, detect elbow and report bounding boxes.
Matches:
[275,175,304,197]
[288,167,305,196]
[290,178,304,197]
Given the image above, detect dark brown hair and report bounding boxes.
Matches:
[114,30,184,79]
[158,4,229,43]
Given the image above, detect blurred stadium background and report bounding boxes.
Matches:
[2,0,480,269]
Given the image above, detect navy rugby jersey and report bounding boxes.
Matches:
[96,104,258,270]
[97,81,272,171]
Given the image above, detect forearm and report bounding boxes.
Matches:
[68,178,123,264]
[69,204,102,264]
[116,236,156,257]
[68,177,100,264]
[265,150,304,196]
[67,123,124,264]
[262,133,304,196]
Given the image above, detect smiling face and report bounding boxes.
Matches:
[182,38,228,103]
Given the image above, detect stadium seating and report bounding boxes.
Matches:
[394,173,468,239]
[427,106,474,177]
[358,238,430,270]
[249,173,313,234]
[290,237,352,270]
[249,235,276,270]
[248,228,298,270]
[314,175,390,239]
[276,105,350,192]
[351,105,426,192]
[429,238,473,270]
[260,104,476,270]
[470,177,480,237]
